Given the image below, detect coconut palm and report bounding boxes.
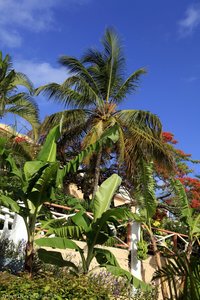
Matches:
[36,28,173,196]
[0,52,39,140]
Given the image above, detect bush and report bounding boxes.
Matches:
[0,271,156,300]
[0,238,26,273]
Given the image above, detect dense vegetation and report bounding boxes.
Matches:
[0,28,200,299]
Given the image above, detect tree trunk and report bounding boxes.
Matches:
[24,240,34,277]
[24,217,36,277]
[186,239,193,261]
[92,146,102,199]
[150,232,169,300]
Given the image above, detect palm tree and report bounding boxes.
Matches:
[0,52,39,140]
[153,254,200,300]
[36,28,173,196]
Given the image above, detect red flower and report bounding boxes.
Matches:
[191,199,200,208]
[14,136,27,143]
[162,132,178,144]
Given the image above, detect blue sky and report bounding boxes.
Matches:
[1,0,200,173]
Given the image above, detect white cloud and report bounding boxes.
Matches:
[179,4,200,37]
[0,0,90,47]
[0,28,22,47]
[14,59,68,87]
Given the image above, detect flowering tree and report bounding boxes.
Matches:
[156,131,200,210]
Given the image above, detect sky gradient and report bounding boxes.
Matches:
[1,0,200,173]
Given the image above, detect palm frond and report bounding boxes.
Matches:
[12,72,34,93]
[6,93,39,137]
[153,254,200,300]
[115,125,125,163]
[133,160,157,219]
[116,110,162,137]
[170,179,192,221]
[81,48,105,66]
[40,109,88,135]
[124,126,174,175]
[102,28,125,102]
[0,52,38,139]
[62,76,103,108]
[113,68,146,104]
[35,82,86,108]
[59,56,101,97]
[82,120,104,148]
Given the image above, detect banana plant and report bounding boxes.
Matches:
[0,124,120,274]
[153,179,200,300]
[35,174,150,291]
[132,160,169,299]
[170,179,200,260]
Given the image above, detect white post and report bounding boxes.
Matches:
[129,221,142,280]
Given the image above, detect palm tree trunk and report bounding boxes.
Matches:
[92,146,102,199]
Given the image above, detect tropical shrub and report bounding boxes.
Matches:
[35,174,150,291]
[0,271,156,300]
[0,238,26,273]
[0,124,119,274]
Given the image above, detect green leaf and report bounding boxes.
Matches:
[37,248,79,272]
[71,210,90,232]
[171,179,192,221]
[49,225,84,239]
[94,207,133,230]
[35,237,81,251]
[153,254,200,299]
[6,154,23,181]
[23,161,47,180]
[0,195,21,214]
[93,174,122,221]
[57,125,120,185]
[134,161,157,220]
[103,265,151,291]
[37,125,60,162]
[90,207,133,246]
[191,214,200,236]
[94,248,120,267]
[100,124,119,144]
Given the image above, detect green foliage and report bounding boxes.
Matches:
[153,254,200,300]
[0,51,39,139]
[136,240,148,261]
[93,174,122,221]
[36,28,172,186]
[134,160,157,221]
[37,125,60,162]
[171,179,200,244]
[56,124,120,187]
[0,124,119,272]
[0,238,25,260]
[171,179,192,221]
[36,174,150,290]
[0,238,26,273]
[0,125,64,271]
[0,271,156,300]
